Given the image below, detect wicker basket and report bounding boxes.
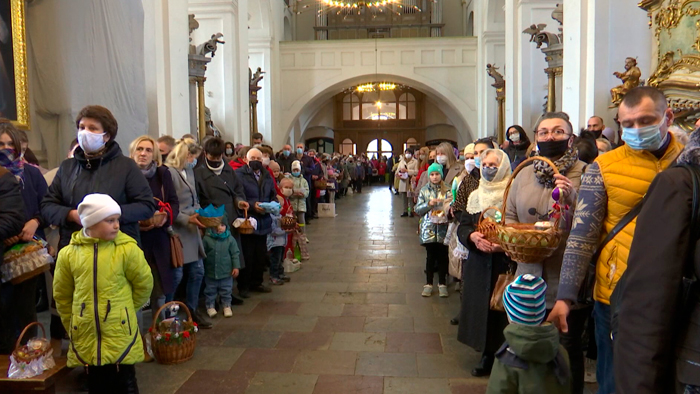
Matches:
[238,209,255,235]
[150,301,197,365]
[477,207,502,245]
[314,179,327,190]
[199,215,222,228]
[1,238,53,285]
[495,156,563,264]
[12,322,52,364]
[139,211,168,229]
[281,215,297,231]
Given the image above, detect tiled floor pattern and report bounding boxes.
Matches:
[55,186,487,393]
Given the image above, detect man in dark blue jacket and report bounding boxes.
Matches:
[234,147,278,295]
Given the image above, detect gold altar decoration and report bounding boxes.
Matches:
[2,0,29,129]
[610,58,642,108]
[640,0,700,129]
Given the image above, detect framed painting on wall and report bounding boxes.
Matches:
[0,0,28,129]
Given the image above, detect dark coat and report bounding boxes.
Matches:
[195,163,246,225]
[20,165,48,239]
[276,153,295,174]
[235,164,277,236]
[0,169,25,257]
[140,166,179,295]
[614,167,700,392]
[457,211,513,353]
[194,163,247,268]
[41,142,155,250]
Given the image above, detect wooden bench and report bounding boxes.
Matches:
[0,357,69,394]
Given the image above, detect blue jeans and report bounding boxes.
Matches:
[594,301,614,394]
[204,276,233,308]
[171,260,204,314]
[269,246,285,279]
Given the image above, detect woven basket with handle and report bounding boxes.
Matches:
[199,215,222,228]
[476,206,502,245]
[12,322,52,364]
[150,301,197,365]
[493,156,563,264]
[238,208,255,235]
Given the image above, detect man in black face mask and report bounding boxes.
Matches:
[586,116,605,139]
[195,137,249,303]
[234,147,278,296]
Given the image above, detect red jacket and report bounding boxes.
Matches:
[229,158,247,170]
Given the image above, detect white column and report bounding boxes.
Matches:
[504,0,559,131]
[188,0,250,144]
[475,0,505,140]
[561,0,650,136]
[143,0,191,137]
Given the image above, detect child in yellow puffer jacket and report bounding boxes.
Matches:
[54,194,153,394]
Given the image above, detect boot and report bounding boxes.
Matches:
[142,334,153,363]
[471,353,494,377]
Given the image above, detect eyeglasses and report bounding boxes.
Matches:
[536,129,571,139]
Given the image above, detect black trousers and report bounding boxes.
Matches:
[87,364,138,394]
[0,277,37,354]
[424,243,448,285]
[238,234,268,291]
[353,179,363,193]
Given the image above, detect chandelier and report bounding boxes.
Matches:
[288,0,425,16]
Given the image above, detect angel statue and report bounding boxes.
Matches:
[486,64,505,97]
[523,24,547,43]
[198,33,225,57]
[610,57,642,107]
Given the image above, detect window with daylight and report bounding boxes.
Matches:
[340,138,356,155]
[343,93,361,120]
[366,139,393,160]
[398,93,416,120]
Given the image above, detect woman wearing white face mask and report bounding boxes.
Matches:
[396,148,419,217]
[504,125,532,169]
[435,142,464,186]
[42,105,156,251]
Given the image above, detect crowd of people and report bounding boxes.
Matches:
[401,86,700,394]
[0,85,699,394]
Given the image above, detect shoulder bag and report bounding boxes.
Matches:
[160,179,184,268]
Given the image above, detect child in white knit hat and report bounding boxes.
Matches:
[53,194,153,393]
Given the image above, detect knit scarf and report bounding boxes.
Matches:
[452,171,479,212]
[0,148,24,180]
[140,161,157,179]
[206,158,225,175]
[533,147,579,188]
[467,150,512,214]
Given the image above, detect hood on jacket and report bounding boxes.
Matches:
[502,323,560,364]
[70,229,136,247]
[229,158,247,170]
[678,128,700,165]
[72,141,123,170]
[206,226,231,239]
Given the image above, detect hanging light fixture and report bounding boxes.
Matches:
[288,0,424,16]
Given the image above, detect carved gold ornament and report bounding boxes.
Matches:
[654,0,700,39]
[6,0,29,129]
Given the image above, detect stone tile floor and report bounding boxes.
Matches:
[51,185,594,393]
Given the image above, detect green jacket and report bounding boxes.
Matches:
[53,231,153,368]
[203,228,241,280]
[486,324,571,394]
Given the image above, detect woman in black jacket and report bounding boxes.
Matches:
[0,122,49,353]
[41,105,155,251]
[0,147,26,354]
[504,125,531,169]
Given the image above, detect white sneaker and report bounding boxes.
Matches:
[206,307,217,318]
[584,358,597,383]
[438,285,449,298]
[223,307,233,318]
[305,236,310,244]
[422,285,433,297]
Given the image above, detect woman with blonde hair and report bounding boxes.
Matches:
[165,138,212,328]
[128,135,179,323]
[435,142,464,185]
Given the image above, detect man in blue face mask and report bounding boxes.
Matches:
[548,86,684,394]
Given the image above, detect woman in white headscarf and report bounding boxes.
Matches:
[456,148,513,377]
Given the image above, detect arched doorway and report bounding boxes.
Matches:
[340,138,356,155]
[366,139,393,160]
